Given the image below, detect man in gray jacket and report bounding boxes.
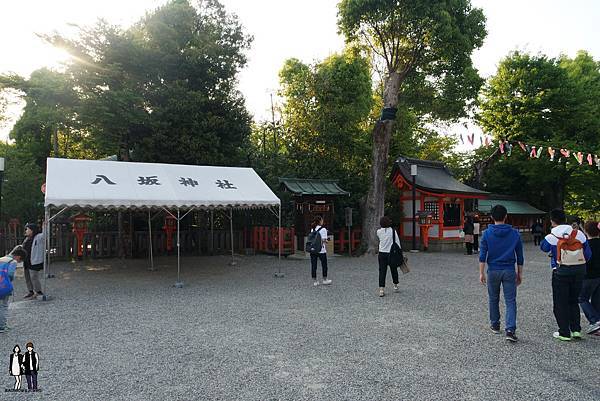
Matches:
[22,223,44,299]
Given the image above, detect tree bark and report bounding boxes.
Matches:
[361,72,401,254]
[52,126,60,157]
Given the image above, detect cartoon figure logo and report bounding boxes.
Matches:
[7,342,40,392]
[9,345,23,390]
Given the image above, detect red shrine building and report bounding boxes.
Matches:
[391,156,488,250]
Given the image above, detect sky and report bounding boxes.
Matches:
[1,0,599,142]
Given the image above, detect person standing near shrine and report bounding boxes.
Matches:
[309,216,332,286]
[463,216,475,255]
[22,223,44,299]
[473,216,481,252]
[531,220,544,246]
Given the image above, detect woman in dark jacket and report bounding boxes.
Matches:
[463,216,475,255]
[21,223,38,299]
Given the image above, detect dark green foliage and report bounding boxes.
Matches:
[478,51,600,217]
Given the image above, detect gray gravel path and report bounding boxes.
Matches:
[1,244,599,400]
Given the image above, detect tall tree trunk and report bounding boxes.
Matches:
[52,126,60,157]
[361,72,401,254]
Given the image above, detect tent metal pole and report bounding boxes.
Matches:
[175,208,183,288]
[274,204,284,278]
[147,210,155,271]
[210,210,214,255]
[41,207,50,300]
[229,208,236,266]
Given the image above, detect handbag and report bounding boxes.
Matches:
[388,229,408,273]
[399,256,410,274]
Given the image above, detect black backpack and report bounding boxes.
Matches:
[306,227,324,254]
[388,229,403,268]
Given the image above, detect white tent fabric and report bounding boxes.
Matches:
[44,158,280,209]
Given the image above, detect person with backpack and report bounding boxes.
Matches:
[376,216,401,297]
[0,248,28,334]
[540,209,592,341]
[306,216,331,286]
[579,221,600,335]
[478,204,524,342]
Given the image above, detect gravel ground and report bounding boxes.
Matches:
[1,243,599,400]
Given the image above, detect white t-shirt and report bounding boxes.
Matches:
[377,227,399,253]
[313,226,328,254]
[473,223,480,235]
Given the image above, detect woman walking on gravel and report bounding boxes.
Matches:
[376,216,401,297]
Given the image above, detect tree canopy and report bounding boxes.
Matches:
[477,51,600,217]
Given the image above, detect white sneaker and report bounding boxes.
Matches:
[313,281,320,286]
[393,285,399,293]
[322,279,332,285]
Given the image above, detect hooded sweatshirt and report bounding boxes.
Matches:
[540,225,592,275]
[479,223,524,270]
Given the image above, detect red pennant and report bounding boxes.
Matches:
[560,149,570,158]
[576,152,584,165]
[529,146,537,158]
[500,142,505,154]
[467,133,475,145]
[587,153,593,166]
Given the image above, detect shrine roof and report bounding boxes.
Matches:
[279,178,350,196]
[392,156,488,196]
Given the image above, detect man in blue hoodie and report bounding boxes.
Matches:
[479,204,524,342]
[540,209,592,341]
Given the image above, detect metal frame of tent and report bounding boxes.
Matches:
[41,159,282,299]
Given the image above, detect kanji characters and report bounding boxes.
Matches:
[91,175,117,185]
[138,176,161,186]
[215,179,236,189]
[179,177,199,187]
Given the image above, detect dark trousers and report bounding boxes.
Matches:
[465,242,473,255]
[26,372,37,390]
[579,277,600,324]
[533,234,542,246]
[310,253,328,279]
[378,252,399,287]
[552,272,583,337]
[473,234,479,251]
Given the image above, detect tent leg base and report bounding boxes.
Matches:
[147,267,157,272]
[274,272,285,278]
[46,274,55,279]
[174,281,184,288]
[37,294,51,301]
[229,261,237,266]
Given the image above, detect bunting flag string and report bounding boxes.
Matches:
[489,138,599,170]
[458,132,598,171]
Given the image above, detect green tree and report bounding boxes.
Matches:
[478,51,600,215]
[44,0,252,164]
[0,142,44,224]
[337,0,487,252]
[0,69,81,170]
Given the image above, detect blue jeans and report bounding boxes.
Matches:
[487,269,517,332]
[0,295,9,329]
[578,277,600,325]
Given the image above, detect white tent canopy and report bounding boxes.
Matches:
[45,158,280,209]
[42,158,282,296]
